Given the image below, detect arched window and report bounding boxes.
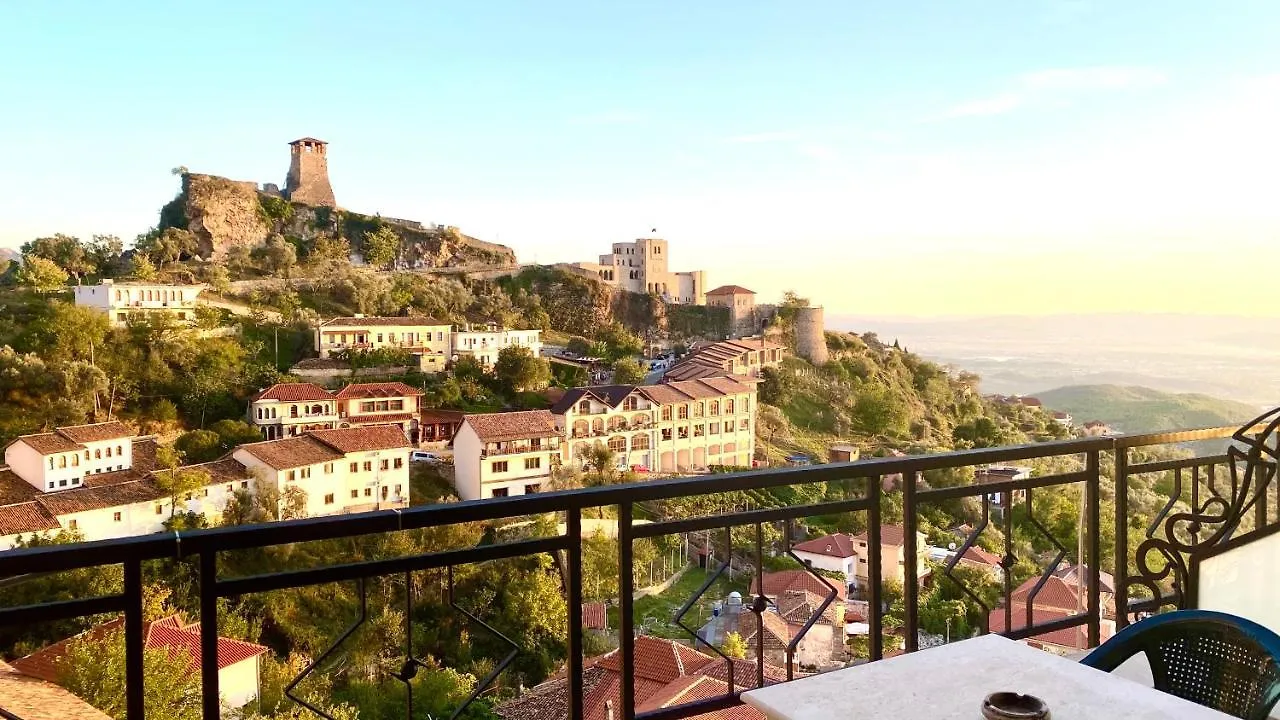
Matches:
[578,400,590,414]
[623,396,639,411]
[608,435,627,453]
[591,418,605,435]
[71,455,79,467]
[631,433,650,450]
[95,449,101,460]
[608,416,627,432]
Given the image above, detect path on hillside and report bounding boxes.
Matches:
[200,295,283,323]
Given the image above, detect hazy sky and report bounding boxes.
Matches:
[3,1,1279,316]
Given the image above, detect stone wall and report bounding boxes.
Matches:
[182,173,271,260]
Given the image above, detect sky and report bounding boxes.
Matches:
[3,0,1280,316]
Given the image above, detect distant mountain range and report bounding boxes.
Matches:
[1036,385,1260,434]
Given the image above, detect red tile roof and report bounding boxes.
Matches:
[0,661,112,720]
[11,615,267,684]
[1009,575,1083,612]
[250,382,333,402]
[463,410,560,443]
[750,570,846,602]
[706,285,756,296]
[853,524,914,547]
[54,421,133,445]
[960,546,1003,567]
[420,409,465,423]
[0,501,60,536]
[334,382,424,399]
[235,436,345,470]
[597,636,714,684]
[793,533,856,558]
[988,605,1113,650]
[309,425,411,453]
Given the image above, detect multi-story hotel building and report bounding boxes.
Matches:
[663,338,788,383]
[452,411,562,500]
[551,377,758,473]
[572,237,706,305]
[73,280,204,327]
[0,423,413,549]
[452,324,543,367]
[247,383,339,440]
[314,317,542,372]
[314,316,454,371]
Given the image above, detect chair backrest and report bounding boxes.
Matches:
[1081,610,1280,720]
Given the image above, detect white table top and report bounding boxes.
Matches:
[741,634,1236,720]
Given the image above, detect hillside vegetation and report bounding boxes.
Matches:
[1037,384,1259,433]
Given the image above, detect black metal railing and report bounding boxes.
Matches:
[0,419,1275,720]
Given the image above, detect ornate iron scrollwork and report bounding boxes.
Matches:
[1125,408,1280,611]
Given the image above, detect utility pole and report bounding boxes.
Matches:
[274,327,280,369]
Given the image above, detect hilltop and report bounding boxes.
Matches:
[1037,384,1259,433]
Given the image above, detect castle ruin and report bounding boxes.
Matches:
[284,137,336,207]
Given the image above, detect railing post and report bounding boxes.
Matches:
[902,469,919,653]
[200,552,220,720]
[867,475,882,661]
[618,502,635,720]
[1086,449,1101,648]
[124,559,145,720]
[1113,445,1129,630]
[566,508,584,720]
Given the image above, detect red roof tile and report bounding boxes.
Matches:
[961,546,1003,567]
[582,602,608,631]
[750,570,846,602]
[11,615,267,684]
[853,524,912,547]
[320,316,450,327]
[705,285,756,296]
[597,636,715,684]
[251,383,333,402]
[0,661,112,720]
[309,425,410,453]
[334,382,424,400]
[463,410,560,443]
[55,422,133,444]
[0,502,60,536]
[1009,575,1084,612]
[793,533,856,558]
[235,436,344,470]
[988,605,1113,650]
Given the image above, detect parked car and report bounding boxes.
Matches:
[411,451,443,463]
[630,464,650,473]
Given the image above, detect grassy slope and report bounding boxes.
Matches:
[1037,384,1259,433]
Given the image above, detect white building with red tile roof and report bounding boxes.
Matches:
[11,614,268,711]
[73,280,205,328]
[663,339,787,383]
[792,533,858,583]
[233,425,412,515]
[333,381,424,438]
[850,524,929,589]
[246,383,339,440]
[453,411,562,500]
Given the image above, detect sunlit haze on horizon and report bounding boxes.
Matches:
[3,0,1279,315]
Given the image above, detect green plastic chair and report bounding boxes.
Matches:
[1081,610,1280,720]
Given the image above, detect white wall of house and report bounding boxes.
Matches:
[452,328,543,366]
[231,449,409,516]
[74,282,203,327]
[220,656,261,710]
[452,424,555,501]
[315,322,453,359]
[793,550,855,580]
[247,400,339,439]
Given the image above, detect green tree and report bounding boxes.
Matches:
[208,419,264,451]
[361,225,401,269]
[493,345,551,393]
[22,234,94,282]
[130,253,158,281]
[86,234,124,276]
[251,235,298,278]
[16,256,68,292]
[174,429,223,463]
[611,357,647,384]
[58,627,202,720]
[154,445,211,518]
[722,631,748,659]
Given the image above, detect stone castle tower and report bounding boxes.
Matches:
[284,137,336,207]
[793,306,829,365]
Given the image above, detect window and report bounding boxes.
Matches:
[661,429,672,441]
[390,399,404,411]
[106,447,112,458]
[740,419,749,430]
[287,470,296,481]
[710,400,720,416]
[661,406,673,421]
[324,463,333,474]
[608,436,626,453]
[364,488,372,497]
[525,483,541,494]
[350,462,359,473]
[47,458,53,470]
[380,459,389,470]
[68,519,78,530]
[241,481,249,489]
[491,461,509,473]
[393,458,403,469]
[46,482,53,490]
[678,427,689,440]
[693,424,704,437]
[226,484,233,493]
[710,422,719,435]
[525,457,541,470]
[578,400,590,414]
[203,488,209,496]
[324,493,335,505]
[58,456,67,469]
[58,479,67,487]
[155,504,164,515]
[492,488,509,498]
[300,467,311,479]
[376,333,383,343]
[113,512,122,522]
[693,402,704,418]
[394,484,402,494]
[71,455,79,467]
[743,397,751,412]
[363,461,372,472]
[726,399,735,414]
[623,396,638,411]
[677,405,689,420]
